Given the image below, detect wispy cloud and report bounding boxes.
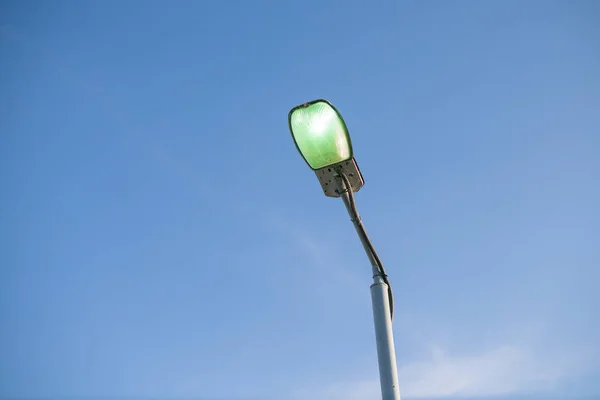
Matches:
[398,345,567,398]
[266,211,366,292]
[291,343,592,399]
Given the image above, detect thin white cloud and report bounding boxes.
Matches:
[266,211,365,291]
[398,345,565,398]
[294,379,380,400]
[290,343,590,400]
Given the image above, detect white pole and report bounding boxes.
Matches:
[371,276,401,400]
[336,175,401,400]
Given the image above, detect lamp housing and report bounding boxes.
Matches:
[288,99,354,170]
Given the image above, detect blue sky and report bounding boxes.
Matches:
[1,1,599,399]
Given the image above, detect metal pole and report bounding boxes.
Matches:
[337,176,401,400]
[370,277,401,400]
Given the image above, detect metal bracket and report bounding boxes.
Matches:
[314,157,365,198]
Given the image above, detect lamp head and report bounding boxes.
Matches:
[288,99,353,170]
[288,99,365,198]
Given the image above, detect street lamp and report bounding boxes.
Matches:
[288,99,401,400]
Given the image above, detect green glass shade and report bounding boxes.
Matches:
[288,100,353,170]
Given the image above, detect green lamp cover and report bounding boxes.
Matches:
[288,100,353,170]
